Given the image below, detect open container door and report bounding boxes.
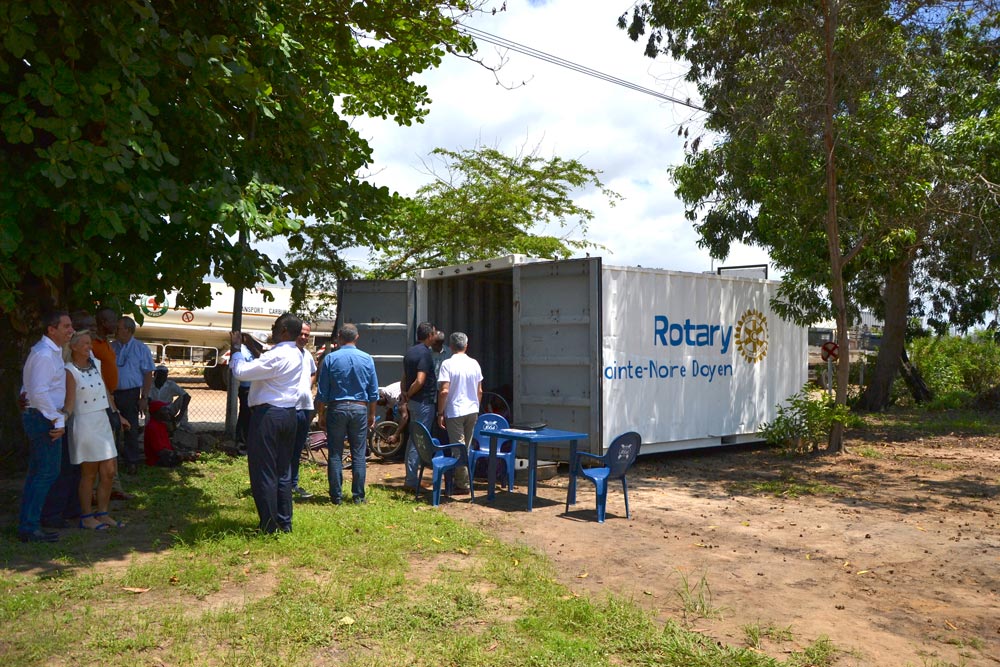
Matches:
[513,257,602,457]
[335,279,415,387]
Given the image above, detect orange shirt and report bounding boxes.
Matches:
[92,337,118,392]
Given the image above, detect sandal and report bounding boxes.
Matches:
[94,511,125,528]
[78,513,109,531]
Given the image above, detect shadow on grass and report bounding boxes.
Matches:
[0,453,249,574]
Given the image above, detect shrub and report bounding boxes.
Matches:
[908,333,1000,409]
[760,389,856,452]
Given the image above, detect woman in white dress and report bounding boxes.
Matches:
[64,331,129,530]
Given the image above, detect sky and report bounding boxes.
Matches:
[274,0,772,275]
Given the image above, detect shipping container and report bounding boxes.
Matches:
[335,256,808,457]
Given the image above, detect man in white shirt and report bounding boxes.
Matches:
[436,332,484,490]
[290,322,317,499]
[229,313,304,534]
[18,311,74,542]
[149,365,190,429]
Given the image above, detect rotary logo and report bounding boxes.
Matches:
[734,309,768,363]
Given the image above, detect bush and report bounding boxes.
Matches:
[760,389,856,452]
[908,333,1000,409]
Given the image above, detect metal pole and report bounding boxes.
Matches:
[224,228,247,437]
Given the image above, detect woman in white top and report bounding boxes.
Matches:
[64,331,129,530]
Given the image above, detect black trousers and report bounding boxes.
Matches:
[114,387,143,465]
[247,404,297,533]
[236,386,251,445]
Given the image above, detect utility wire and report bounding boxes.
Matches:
[459,25,707,114]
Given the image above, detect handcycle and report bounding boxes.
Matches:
[301,413,401,467]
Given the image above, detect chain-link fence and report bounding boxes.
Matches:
[169,373,228,432]
[146,343,229,432]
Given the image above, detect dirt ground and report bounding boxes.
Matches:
[380,428,1000,666]
[3,422,997,666]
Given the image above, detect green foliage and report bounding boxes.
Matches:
[760,389,858,452]
[0,0,477,321]
[620,2,1000,414]
[368,146,619,279]
[908,333,1000,408]
[288,145,619,305]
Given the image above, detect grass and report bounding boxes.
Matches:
[744,621,794,648]
[728,472,840,498]
[674,570,724,623]
[855,445,886,459]
[861,408,1000,437]
[2,453,834,666]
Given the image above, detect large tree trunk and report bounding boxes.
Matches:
[0,339,29,466]
[1,276,66,465]
[856,253,913,410]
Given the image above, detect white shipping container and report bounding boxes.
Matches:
[336,256,808,457]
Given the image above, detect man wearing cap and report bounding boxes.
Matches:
[229,313,303,534]
[149,365,191,429]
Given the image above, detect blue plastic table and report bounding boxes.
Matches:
[486,428,589,511]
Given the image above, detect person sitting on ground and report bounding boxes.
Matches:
[149,365,191,429]
[377,381,402,422]
[144,400,198,467]
[385,394,409,448]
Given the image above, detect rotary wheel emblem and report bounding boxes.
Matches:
[735,309,768,363]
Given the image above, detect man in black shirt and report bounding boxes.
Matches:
[401,322,436,489]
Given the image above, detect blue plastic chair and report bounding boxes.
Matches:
[412,422,468,506]
[468,414,516,499]
[567,432,641,522]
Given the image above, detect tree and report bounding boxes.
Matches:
[0,0,482,452]
[621,2,1000,446]
[288,144,619,314]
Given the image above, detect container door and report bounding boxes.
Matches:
[513,257,602,457]
[335,279,415,387]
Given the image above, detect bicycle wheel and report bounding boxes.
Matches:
[369,420,401,460]
[480,391,512,421]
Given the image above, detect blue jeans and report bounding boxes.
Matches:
[18,409,64,535]
[247,405,297,533]
[291,409,313,489]
[326,403,368,503]
[40,419,81,526]
[406,400,436,487]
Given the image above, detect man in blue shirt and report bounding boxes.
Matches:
[316,323,379,504]
[401,322,437,490]
[112,317,155,474]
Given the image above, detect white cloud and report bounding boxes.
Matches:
[346,0,772,275]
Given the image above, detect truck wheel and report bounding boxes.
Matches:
[204,365,229,391]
